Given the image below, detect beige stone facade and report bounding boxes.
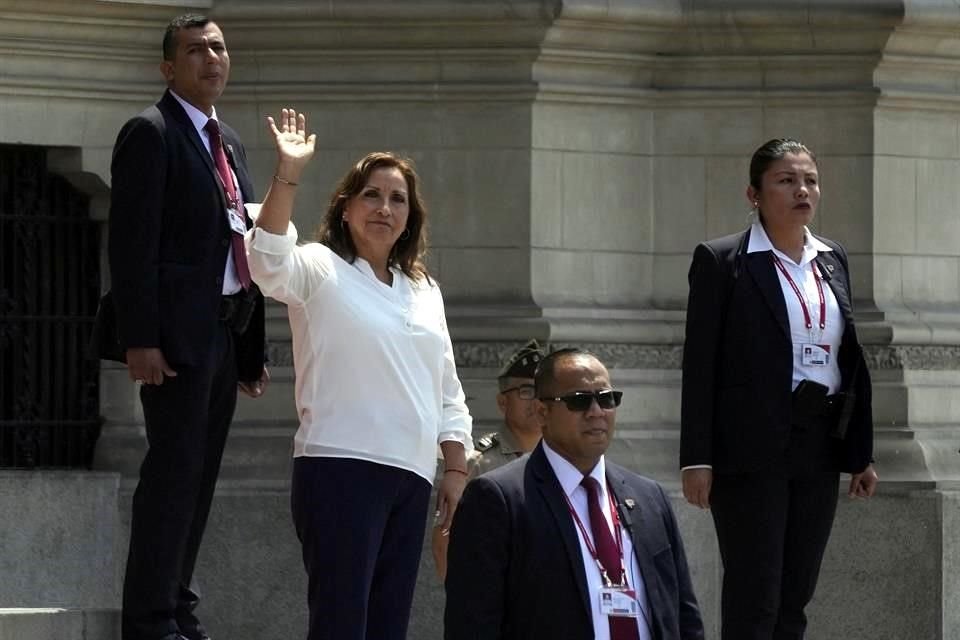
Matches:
[3,0,960,638]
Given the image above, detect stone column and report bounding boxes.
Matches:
[3,0,958,638]
[205,1,960,637]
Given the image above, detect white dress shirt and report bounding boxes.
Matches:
[245,220,472,483]
[746,222,843,394]
[169,90,243,295]
[542,442,653,640]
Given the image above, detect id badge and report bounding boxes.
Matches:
[801,343,830,367]
[599,586,640,618]
[227,207,247,235]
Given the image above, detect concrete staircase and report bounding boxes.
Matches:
[0,609,119,640]
[0,471,122,640]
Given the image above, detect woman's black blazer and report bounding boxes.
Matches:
[680,228,873,474]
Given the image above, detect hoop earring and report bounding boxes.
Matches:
[400,228,410,240]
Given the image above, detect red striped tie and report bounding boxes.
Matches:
[582,476,640,640]
[204,118,251,290]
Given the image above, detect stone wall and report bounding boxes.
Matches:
[1,1,959,639]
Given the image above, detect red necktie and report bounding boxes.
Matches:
[582,476,640,640]
[204,118,251,290]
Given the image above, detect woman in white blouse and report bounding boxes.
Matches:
[245,109,472,640]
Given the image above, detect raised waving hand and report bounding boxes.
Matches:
[268,107,316,176]
[255,108,316,235]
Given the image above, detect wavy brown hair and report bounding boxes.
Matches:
[315,152,430,282]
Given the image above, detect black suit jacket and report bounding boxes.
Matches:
[444,443,705,640]
[102,90,265,382]
[679,228,873,474]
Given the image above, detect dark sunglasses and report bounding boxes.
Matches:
[539,389,623,412]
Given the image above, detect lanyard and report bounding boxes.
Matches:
[772,254,825,339]
[563,483,628,588]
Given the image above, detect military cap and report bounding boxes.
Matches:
[497,339,545,380]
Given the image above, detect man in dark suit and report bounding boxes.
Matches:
[105,14,268,640]
[444,348,704,640]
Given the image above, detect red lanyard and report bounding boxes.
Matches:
[772,254,825,336]
[563,483,628,587]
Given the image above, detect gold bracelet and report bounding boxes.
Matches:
[444,468,469,476]
[273,175,299,186]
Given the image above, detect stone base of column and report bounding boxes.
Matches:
[92,312,960,639]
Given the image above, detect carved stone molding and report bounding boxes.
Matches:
[454,341,681,370]
[269,341,960,371]
[864,344,960,371]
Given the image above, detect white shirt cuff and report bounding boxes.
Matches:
[247,217,298,255]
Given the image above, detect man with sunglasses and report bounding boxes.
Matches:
[444,348,704,640]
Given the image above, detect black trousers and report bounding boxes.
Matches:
[122,324,237,640]
[710,415,840,640]
[291,456,432,640]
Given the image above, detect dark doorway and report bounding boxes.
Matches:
[0,144,101,467]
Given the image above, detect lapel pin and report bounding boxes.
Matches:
[623,498,636,510]
[826,264,834,273]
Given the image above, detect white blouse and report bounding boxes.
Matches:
[245,219,472,483]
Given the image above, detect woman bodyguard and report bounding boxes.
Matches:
[680,138,879,640]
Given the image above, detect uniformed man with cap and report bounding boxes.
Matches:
[431,339,546,580]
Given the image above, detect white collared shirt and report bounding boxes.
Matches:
[747,222,843,394]
[244,220,473,482]
[542,442,652,640]
[169,90,243,295]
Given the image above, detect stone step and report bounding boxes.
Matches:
[0,473,120,609]
[0,609,119,640]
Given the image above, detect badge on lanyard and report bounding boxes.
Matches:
[772,255,828,355]
[563,485,642,620]
[227,206,246,235]
[801,343,830,367]
[599,586,641,618]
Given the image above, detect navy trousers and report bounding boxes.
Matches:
[122,324,237,640]
[710,414,840,640]
[291,456,432,640]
